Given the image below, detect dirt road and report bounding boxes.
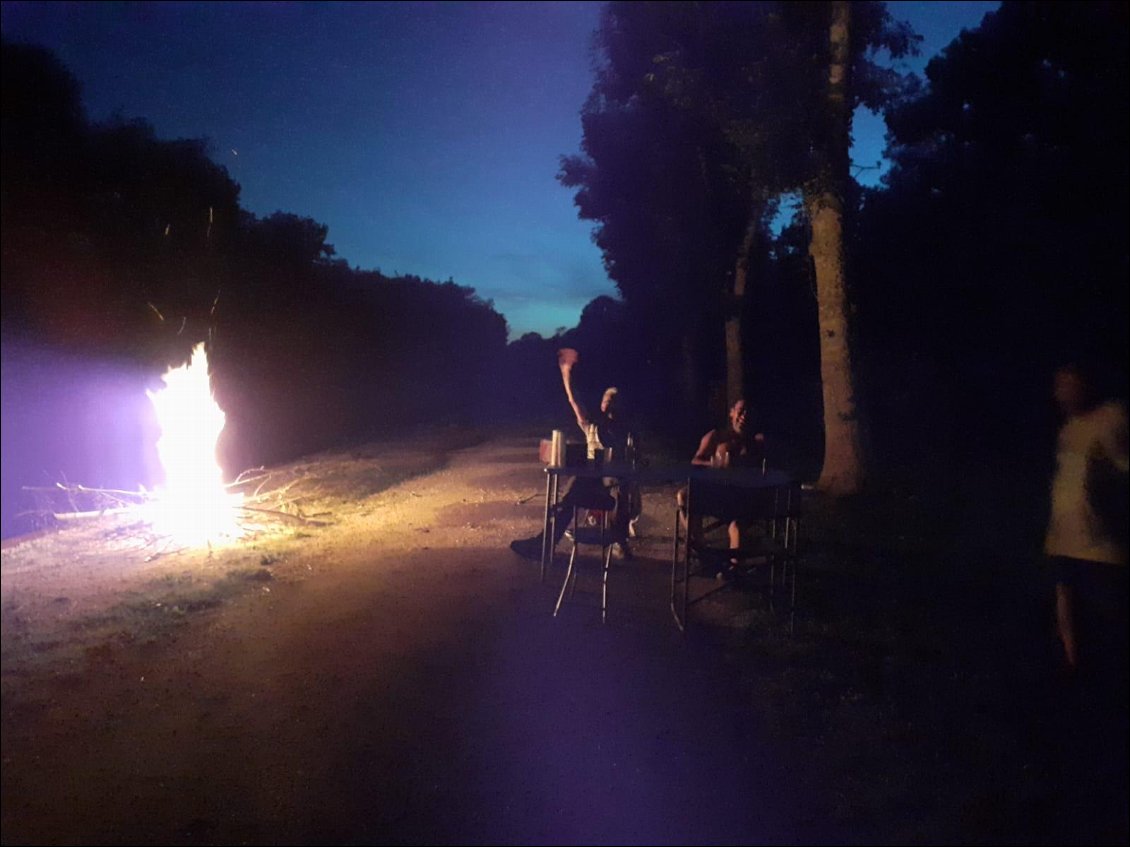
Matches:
[3,436,827,845]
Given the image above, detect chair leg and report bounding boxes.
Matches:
[554,543,579,617]
[555,517,615,621]
[540,474,553,584]
[791,524,798,635]
[569,522,589,602]
[670,509,680,599]
[768,558,776,613]
[671,508,686,631]
[782,516,797,635]
[788,561,796,635]
[681,539,692,631]
[601,542,613,624]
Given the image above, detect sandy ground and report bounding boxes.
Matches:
[3,434,826,846]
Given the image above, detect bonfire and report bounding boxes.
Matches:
[19,343,330,556]
[144,342,243,545]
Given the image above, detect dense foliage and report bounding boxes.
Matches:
[559,0,1127,482]
[855,0,1129,476]
[558,1,917,473]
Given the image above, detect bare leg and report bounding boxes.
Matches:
[1056,582,1079,671]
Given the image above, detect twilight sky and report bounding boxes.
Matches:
[1,1,998,339]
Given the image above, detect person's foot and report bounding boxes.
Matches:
[509,536,542,562]
[715,558,742,582]
[612,541,634,561]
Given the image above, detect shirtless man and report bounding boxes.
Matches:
[680,398,767,573]
[691,397,766,471]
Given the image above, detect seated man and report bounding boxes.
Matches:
[510,348,638,561]
[678,397,766,576]
[690,397,766,471]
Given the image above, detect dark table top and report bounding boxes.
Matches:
[544,462,793,488]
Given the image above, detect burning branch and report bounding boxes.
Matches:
[21,483,150,523]
[52,507,136,522]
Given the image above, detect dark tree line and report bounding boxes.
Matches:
[558,0,1127,492]
[853,0,1128,489]
[558,0,919,489]
[1,39,508,487]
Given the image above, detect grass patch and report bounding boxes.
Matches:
[710,482,1124,843]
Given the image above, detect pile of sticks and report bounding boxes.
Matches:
[20,466,334,533]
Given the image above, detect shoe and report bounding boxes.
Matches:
[612,541,634,561]
[715,566,735,583]
[715,559,741,582]
[509,536,542,562]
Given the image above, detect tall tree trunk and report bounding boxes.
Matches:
[806,0,864,495]
[725,195,762,408]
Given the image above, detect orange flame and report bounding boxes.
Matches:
[146,343,242,544]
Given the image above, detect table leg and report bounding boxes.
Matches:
[537,474,555,587]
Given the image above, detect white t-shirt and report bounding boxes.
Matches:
[1044,401,1129,564]
[583,422,603,460]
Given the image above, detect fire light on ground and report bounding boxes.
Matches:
[145,343,242,545]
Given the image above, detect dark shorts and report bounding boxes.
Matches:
[1048,555,1086,587]
[1048,556,1129,692]
[1049,556,1130,637]
[1048,555,1127,592]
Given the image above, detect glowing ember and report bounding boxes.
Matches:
[146,343,241,544]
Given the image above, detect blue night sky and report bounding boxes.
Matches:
[1,1,998,339]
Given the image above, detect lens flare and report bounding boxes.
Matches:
[146,343,241,544]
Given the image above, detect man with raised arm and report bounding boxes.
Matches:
[509,348,638,561]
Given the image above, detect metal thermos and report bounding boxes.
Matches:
[550,430,565,467]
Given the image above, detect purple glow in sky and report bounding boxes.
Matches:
[1,1,998,338]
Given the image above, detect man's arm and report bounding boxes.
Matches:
[1099,402,1129,472]
[559,353,590,433]
[691,430,718,466]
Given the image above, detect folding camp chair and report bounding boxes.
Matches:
[553,484,623,623]
[671,474,800,633]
